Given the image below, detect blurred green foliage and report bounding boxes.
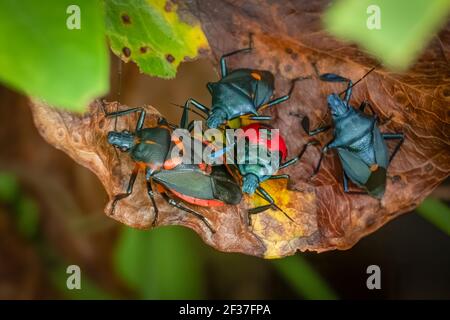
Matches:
[0,171,112,299]
[105,0,208,78]
[324,0,450,70]
[0,172,38,238]
[272,256,338,300]
[417,198,450,236]
[0,0,108,111]
[0,172,19,202]
[115,226,205,299]
[0,171,449,299]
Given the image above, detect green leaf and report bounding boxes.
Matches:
[0,0,109,111]
[272,256,338,300]
[105,0,209,78]
[115,226,205,299]
[417,198,450,236]
[323,0,450,70]
[16,196,40,239]
[0,172,19,202]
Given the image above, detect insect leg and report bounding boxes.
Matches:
[382,133,404,163]
[181,98,210,129]
[279,140,318,170]
[258,76,311,112]
[248,115,272,121]
[342,171,367,195]
[359,100,376,115]
[109,164,140,216]
[219,34,253,78]
[103,106,146,131]
[310,142,334,178]
[146,180,159,227]
[247,187,294,225]
[318,73,353,104]
[160,193,215,233]
[343,171,349,192]
[301,116,332,136]
[268,174,290,180]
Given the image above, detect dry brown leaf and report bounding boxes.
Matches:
[30,0,450,258]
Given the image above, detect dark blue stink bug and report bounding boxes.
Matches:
[302,69,404,198]
[178,35,310,130]
[102,105,243,232]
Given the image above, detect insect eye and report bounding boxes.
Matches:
[122,130,130,134]
[121,147,128,152]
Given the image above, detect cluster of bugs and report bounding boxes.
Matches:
[103,35,404,233]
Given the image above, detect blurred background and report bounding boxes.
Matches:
[0,55,449,299]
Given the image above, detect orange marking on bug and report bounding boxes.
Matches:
[158,124,172,131]
[198,162,212,174]
[163,156,182,170]
[147,162,162,172]
[251,72,261,80]
[370,164,379,172]
[135,161,147,170]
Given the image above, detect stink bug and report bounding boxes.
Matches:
[230,122,316,221]
[302,69,404,198]
[179,35,310,129]
[102,105,243,232]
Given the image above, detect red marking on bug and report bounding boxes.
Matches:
[239,123,288,161]
[169,189,225,207]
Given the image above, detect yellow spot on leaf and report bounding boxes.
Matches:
[247,179,317,259]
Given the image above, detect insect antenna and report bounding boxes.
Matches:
[115,57,123,131]
[338,64,380,96]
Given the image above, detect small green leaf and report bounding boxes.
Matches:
[272,256,338,300]
[324,0,450,70]
[115,226,205,299]
[0,0,109,111]
[417,198,450,236]
[105,0,209,78]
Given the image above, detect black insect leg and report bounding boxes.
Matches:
[279,140,318,170]
[146,181,159,227]
[310,142,333,178]
[268,174,290,180]
[382,133,404,163]
[320,73,353,104]
[359,100,376,114]
[257,76,311,112]
[342,171,366,195]
[109,164,139,216]
[103,106,147,131]
[301,116,331,137]
[160,193,215,233]
[220,34,253,78]
[248,115,272,121]
[181,98,210,129]
[247,187,294,226]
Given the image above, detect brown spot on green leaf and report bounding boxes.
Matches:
[166,54,175,63]
[121,14,131,24]
[122,47,131,58]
